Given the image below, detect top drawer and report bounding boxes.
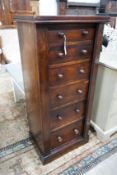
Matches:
[47,24,95,45]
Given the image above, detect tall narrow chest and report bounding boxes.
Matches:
[16,16,109,164]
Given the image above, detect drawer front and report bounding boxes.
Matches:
[51,120,84,149]
[49,61,91,86]
[50,101,86,130]
[49,80,89,108]
[48,41,93,65]
[48,26,95,45]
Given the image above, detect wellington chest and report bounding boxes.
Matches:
[16,15,109,164]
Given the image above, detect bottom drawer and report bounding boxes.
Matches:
[51,120,84,149]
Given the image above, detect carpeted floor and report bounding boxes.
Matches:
[0,66,117,175]
[0,67,29,149]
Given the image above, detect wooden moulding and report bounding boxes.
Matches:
[14,15,110,24]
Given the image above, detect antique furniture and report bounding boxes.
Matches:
[15,1,109,164]
[11,0,31,12]
[0,0,13,26]
[58,0,100,15]
[100,0,117,16]
[0,0,32,26]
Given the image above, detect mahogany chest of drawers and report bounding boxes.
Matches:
[16,15,109,164]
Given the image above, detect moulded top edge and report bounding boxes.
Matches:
[14,15,110,24]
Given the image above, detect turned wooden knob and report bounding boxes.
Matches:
[58,52,64,57]
[77,89,83,94]
[79,69,85,74]
[57,115,63,120]
[58,73,64,79]
[57,94,64,100]
[57,136,63,143]
[74,129,79,135]
[58,32,65,37]
[75,108,80,113]
[82,30,89,35]
[81,49,88,55]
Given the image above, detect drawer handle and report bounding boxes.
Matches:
[58,52,64,57]
[79,69,85,74]
[81,50,88,55]
[75,108,80,113]
[57,136,63,143]
[58,32,65,37]
[57,115,63,120]
[77,89,83,94]
[57,94,64,100]
[58,32,67,56]
[82,30,89,35]
[58,73,64,79]
[74,129,80,135]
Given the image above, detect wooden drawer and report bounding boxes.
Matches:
[47,25,95,45]
[48,40,93,65]
[49,61,91,86]
[49,80,89,108]
[50,101,86,131]
[51,120,84,149]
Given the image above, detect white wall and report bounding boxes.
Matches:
[39,0,57,16]
[0,29,21,63]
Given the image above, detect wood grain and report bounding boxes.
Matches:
[49,61,91,86]
[49,80,89,108]
[50,101,86,131]
[16,14,109,164]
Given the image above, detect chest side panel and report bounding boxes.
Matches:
[17,22,44,152]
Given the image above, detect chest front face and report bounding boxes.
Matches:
[36,22,97,151]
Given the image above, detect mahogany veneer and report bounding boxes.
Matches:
[15,15,109,164]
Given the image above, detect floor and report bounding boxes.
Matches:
[85,152,117,175]
[0,67,29,149]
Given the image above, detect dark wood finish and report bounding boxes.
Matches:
[51,119,84,149]
[47,25,95,44]
[84,23,105,139]
[49,80,89,108]
[48,41,93,65]
[50,101,86,130]
[15,15,109,23]
[16,15,109,164]
[48,61,91,86]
